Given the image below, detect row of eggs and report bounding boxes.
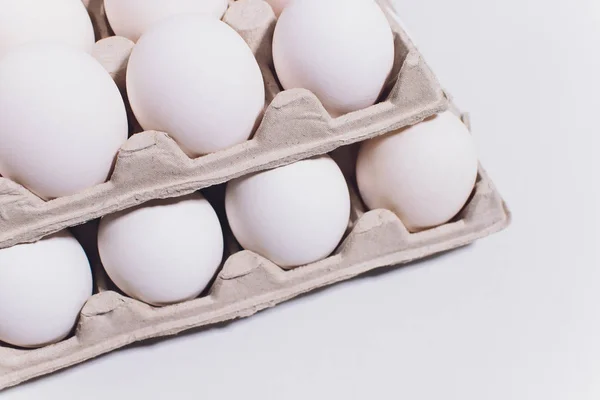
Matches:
[0,112,477,349]
[0,0,395,199]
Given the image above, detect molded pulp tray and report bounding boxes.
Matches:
[0,0,510,390]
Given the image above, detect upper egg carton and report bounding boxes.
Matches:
[0,0,447,250]
[0,108,510,389]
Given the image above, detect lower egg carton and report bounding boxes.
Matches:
[0,114,510,390]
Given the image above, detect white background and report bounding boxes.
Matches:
[5,0,600,398]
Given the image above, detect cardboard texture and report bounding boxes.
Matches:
[0,0,447,250]
[0,0,510,390]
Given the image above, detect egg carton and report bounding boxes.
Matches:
[0,0,510,390]
[0,106,510,389]
[0,0,448,250]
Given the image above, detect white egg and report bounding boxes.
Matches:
[226,156,350,268]
[0,44,128,200]
[272,0,394,117]
[0,0,94,60]
[265,0,290,16]
[104,0,229,42]
[126,14,265,157]
[0,231,93,348]
[356,112,479,232]
[98,193,224,306]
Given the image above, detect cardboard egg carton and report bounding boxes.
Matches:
[0,115,510,389]
[0,0,510,390]
[0,0,447,250]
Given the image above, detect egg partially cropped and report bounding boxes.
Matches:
[104,0,229,42]
[98,193,224,306]
[0,0,94,59]
[356,112,479,232]
[126,14,265,157]
[273,0,394,116]
[226,156,351,268]
[0,231,93,348]
[0,44,128,199]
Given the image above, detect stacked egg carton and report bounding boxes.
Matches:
[0,0,510,390]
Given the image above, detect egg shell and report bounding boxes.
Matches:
[273,0,395,116]
[356,112,479,232]
[0,0,94,60]
[126,14,265,157]
[225,155,351,268]
[98,193,224,306]
[0,43,129,200]
[104,0,229,42]
[0,231,92,348]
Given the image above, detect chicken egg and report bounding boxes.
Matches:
[272,0,394,116]
[0,231,93,348]
[0,0,94,60]
[356,112,479,232]
[104,0,229,42]
[226,156,351,268]
[0,43,128,199]
[126,14,265,157]
[98,193,224,306]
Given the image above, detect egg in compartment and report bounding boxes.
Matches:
[0,0,95,59]
[0,43,129,199]
[0,231,93,348]
[97,193,224,307]
[104,0,229,42]
[356,112,479,232]
[125,14,265,157]
[272,0,395,117]
[225,155,351,269]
